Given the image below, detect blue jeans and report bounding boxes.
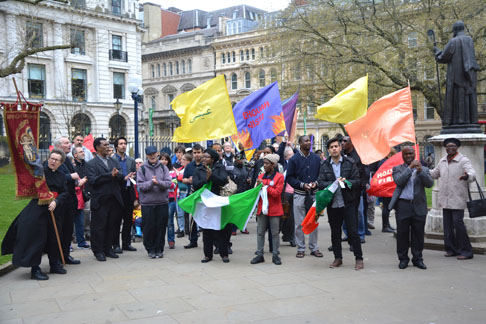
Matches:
[168,200,176,243]
[176,191,187,231]
[74,210,87,246]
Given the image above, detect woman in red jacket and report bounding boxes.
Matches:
[251,153,284,265]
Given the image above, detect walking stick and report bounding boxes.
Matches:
[50,211,66,265]
[427,29,444,113]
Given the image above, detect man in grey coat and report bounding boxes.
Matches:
[390,146,434,270]
[430,138,475,260]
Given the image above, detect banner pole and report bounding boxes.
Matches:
[50,211,66,266]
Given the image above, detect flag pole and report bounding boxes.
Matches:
[50,211,65,266]
[303,106,307,135]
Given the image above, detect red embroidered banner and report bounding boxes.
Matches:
[2,93,54,204]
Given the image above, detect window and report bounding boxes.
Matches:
[71,113,91,135]
[112,0,121,15]
[71,0,86,9]
[151,96,156,109]
[232,51,236,62]
[245,72,251,89]
[246,49,250,60]
[237,21,242,33]
[39,112,50,149]
[306,64,314,79]
[240,50,244,61]
[270,68,277,83]
[157,64,160,77]
[72,68,87,101]
[424,101,435,120]
[112,35,122,51]
[294,63,301,80]
[412,95,418,121]
[26,21,43,48]
[70,29,85,55]
[28,64,45,98]
[260,47,264,58]
[181,61,185,74]
[168,93,174,105]
[176,61,179,74]
[113,72,125,99]
[227,52,231,63]
[408,32,418,48]
[163,63,167,76]
[231,73,237,90]
[222,53,225,64]
[251,48,255,60]
[259,69,265,87]
[188,59,192,73]
[151,64,155,78]
[169,62,173,75]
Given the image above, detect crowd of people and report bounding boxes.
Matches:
[1,133,477,280]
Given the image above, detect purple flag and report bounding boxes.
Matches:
[233,82,285,150]
[278,91,299,137]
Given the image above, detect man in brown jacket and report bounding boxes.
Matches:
[430,138,475,260]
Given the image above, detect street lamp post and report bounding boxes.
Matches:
[114,98,123,138]
[128,77,144,158]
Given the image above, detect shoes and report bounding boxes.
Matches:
[360,238,366,244]
[382,227,396,233]
[328,245,333,251]
[290,241,296,247]
[113,246,123,254]
[310,250,324,258]
[168,242,175,249]
[251,255,265,264]
[177,232,185,238]
[95,253,106,262]
[399,260,408,269]
[50,265,67,274]
[201,257,212,263]
[413,261,427,270]
[214,247,220,254]
[222,256,230,263]
[148,251,156,259]
[231,232,237,236]
[296,251,305,258]
[444,252,458,257]
[156,251,164,258]
[66,256,81,264]
[355,259,364,271]
[367,223,375,229]
[227,247,233,254]
[69,245,73,252]
[330,258,343,268]
[272,255,282,265]
[122,245,137,252]
[78,243,91,249]
[365,230,372,236]
[457,255,473,260]
[31,268,49,280]
[184,242,198,249]
[240,230,250,234]
[105,250,119,259]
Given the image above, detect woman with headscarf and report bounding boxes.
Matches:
[250,153,285,265]
[192,148,229,263]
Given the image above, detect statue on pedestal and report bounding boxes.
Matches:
[434,21,481,134]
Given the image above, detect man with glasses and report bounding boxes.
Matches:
[430,138,475,260]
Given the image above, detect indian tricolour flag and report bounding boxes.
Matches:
[178,183,262,230]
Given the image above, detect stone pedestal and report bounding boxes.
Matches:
[425,133,486,254]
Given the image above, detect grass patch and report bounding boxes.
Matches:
[0,165,29,266]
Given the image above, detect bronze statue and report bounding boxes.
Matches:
[434,21,481,134]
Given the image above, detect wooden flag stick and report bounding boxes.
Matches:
[50,211,65,266]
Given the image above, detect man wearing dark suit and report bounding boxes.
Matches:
[86,137,126,261]
[54,136,85,265]
[390,146,434,270]
[112,137,137,253]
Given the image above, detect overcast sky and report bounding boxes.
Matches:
[141,0,291,12]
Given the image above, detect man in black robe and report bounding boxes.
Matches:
[434,21,480,133]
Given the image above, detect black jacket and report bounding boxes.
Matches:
[317,156,360,204]
[193,161,228,195]
[231,164,250,194]
[86,155,125,210]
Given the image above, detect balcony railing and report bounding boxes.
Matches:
[109,49,128,62]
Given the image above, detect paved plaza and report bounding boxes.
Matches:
[1,212,485,324]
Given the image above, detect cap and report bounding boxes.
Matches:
[145,146,158,155]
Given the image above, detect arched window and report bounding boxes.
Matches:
[39,112,50,150]
[245,72,251,89]
[109,114,126,138]
[71,113,91,136]
[240,50,244,61]
[188,59,192,73]
[251,48,255,60]
[259,69,265,87]
[231,73,237,90]
[181,60,185,74]
[221,53,225,64]
[270,68,277,83]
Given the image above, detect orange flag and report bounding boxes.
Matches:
[345,87,415,165]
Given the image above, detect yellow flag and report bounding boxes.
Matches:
[172,75,237,143]
[314,75,368,124]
